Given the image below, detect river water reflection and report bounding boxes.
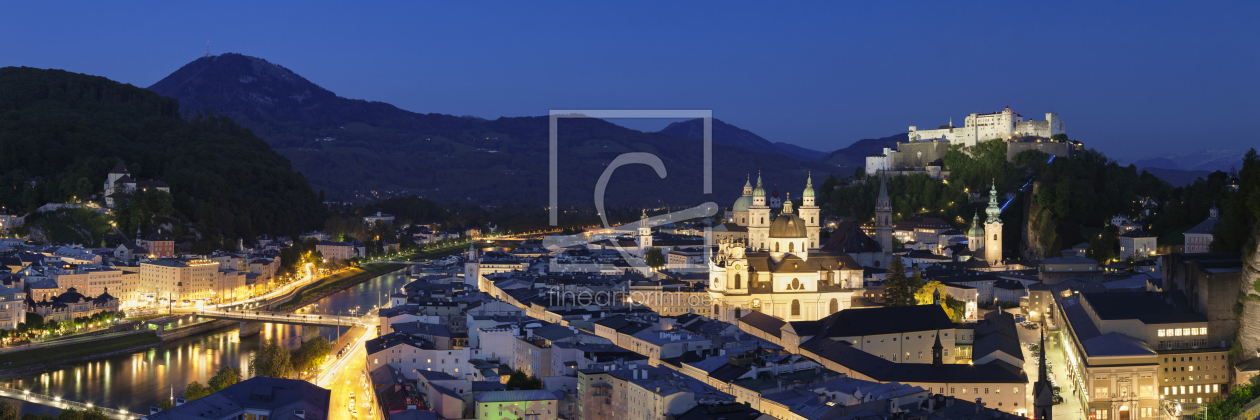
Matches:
[3,269,412,416]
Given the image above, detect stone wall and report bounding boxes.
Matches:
[1007,141,1077,162]
[889,141,951,169]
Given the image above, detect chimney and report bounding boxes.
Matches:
[888,398,896,414]
[293,410,305,419]
[175,398,188,406]
[975,398,982,414]
[946,396,954,407]
[927,396,935,411]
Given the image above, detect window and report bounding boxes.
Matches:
[830,299,839,314]
[1095,388,1108,398]
[1140,386,1153,397]
[791,300,800,316]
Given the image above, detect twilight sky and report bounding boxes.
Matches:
[2,1,1256,160]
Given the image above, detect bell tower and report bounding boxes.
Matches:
[799,173,820,250]
[874,173,893,255]
[985,183,1003,266]
[748,173,770,251]
[1033,331,1054,419]
[638,209,652,254]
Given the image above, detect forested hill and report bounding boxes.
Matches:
[0,66,327,242]
[147,53,834,205]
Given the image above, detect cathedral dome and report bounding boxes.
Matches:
[733,195,753,213]
[753,175,766,197]
[768,213,807,238]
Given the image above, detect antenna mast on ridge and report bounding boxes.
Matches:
[205,41,210,57]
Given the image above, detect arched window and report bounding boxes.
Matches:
[735,308,742,319]
[993,234,998,240]
[734,273,741,289]
[788,242,794,252]
[761,217,765,224]
[713,304,719,316]
[830,298,839,314]
[791,300,801,317]
[811,217,815,223]
[775,243,780,252]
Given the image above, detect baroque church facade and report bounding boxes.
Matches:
[708,175,869,323]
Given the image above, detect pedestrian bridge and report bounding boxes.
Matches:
[0,385,135,419]
[194,309,377,327]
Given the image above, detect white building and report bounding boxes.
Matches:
[908,107,1065,148]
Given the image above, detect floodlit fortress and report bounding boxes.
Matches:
[868,107,1079,176]
[909,106,1065,147]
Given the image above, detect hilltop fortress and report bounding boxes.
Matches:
[867,107,1079,176]
[909,106,1065,147]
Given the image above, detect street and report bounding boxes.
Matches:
[1016,324,1085,420]
[321,326,377,420]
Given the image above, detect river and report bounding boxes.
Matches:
[2,268,415,416]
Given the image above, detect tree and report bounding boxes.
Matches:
[914,281,955,319]
[291,336,332,377]
[643,247,666,270]
[207,365,241,392]
[21,414,54,420]
[181,381,211,400]
[249,339,293,378]
[883,256,912,307]
[0,399,18,420]
[505,369,543,390]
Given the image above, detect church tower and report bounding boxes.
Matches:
[985,184,1003,266]
[799,174,821,250]
[967,212,985,252]
[638,209,653,254]
[874,173,893,255]
[748,174,770,251]
[1032,331,1054,420]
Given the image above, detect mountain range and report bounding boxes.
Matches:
[147,53,883,206]
[1126,148,1246,186]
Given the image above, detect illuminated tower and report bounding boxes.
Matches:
[748,174,770,250]
[985,183,1003,266]
[874,173,893,254]
[799,173,821,249]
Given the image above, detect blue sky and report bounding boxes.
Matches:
[2,1,1256,160]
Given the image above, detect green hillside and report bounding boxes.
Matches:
[0,67,327,245]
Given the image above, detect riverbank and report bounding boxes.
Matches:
[0,332,162,376]
[278,263,404,311]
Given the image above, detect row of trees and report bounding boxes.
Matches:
[0,312,118,344]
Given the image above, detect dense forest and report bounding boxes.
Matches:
[0,67,327,247]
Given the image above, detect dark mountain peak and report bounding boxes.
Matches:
[149,53,335,112]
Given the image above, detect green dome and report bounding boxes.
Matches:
[769,213,807,238]
[733,196,753,213]
[753,175,766,197]
[802,175,815,198]
[967,212,985,236]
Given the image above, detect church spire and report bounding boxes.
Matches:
[877,172,889,201]
[986,182,1002,223]
[932,330,943,368]
[782,193,793,214]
